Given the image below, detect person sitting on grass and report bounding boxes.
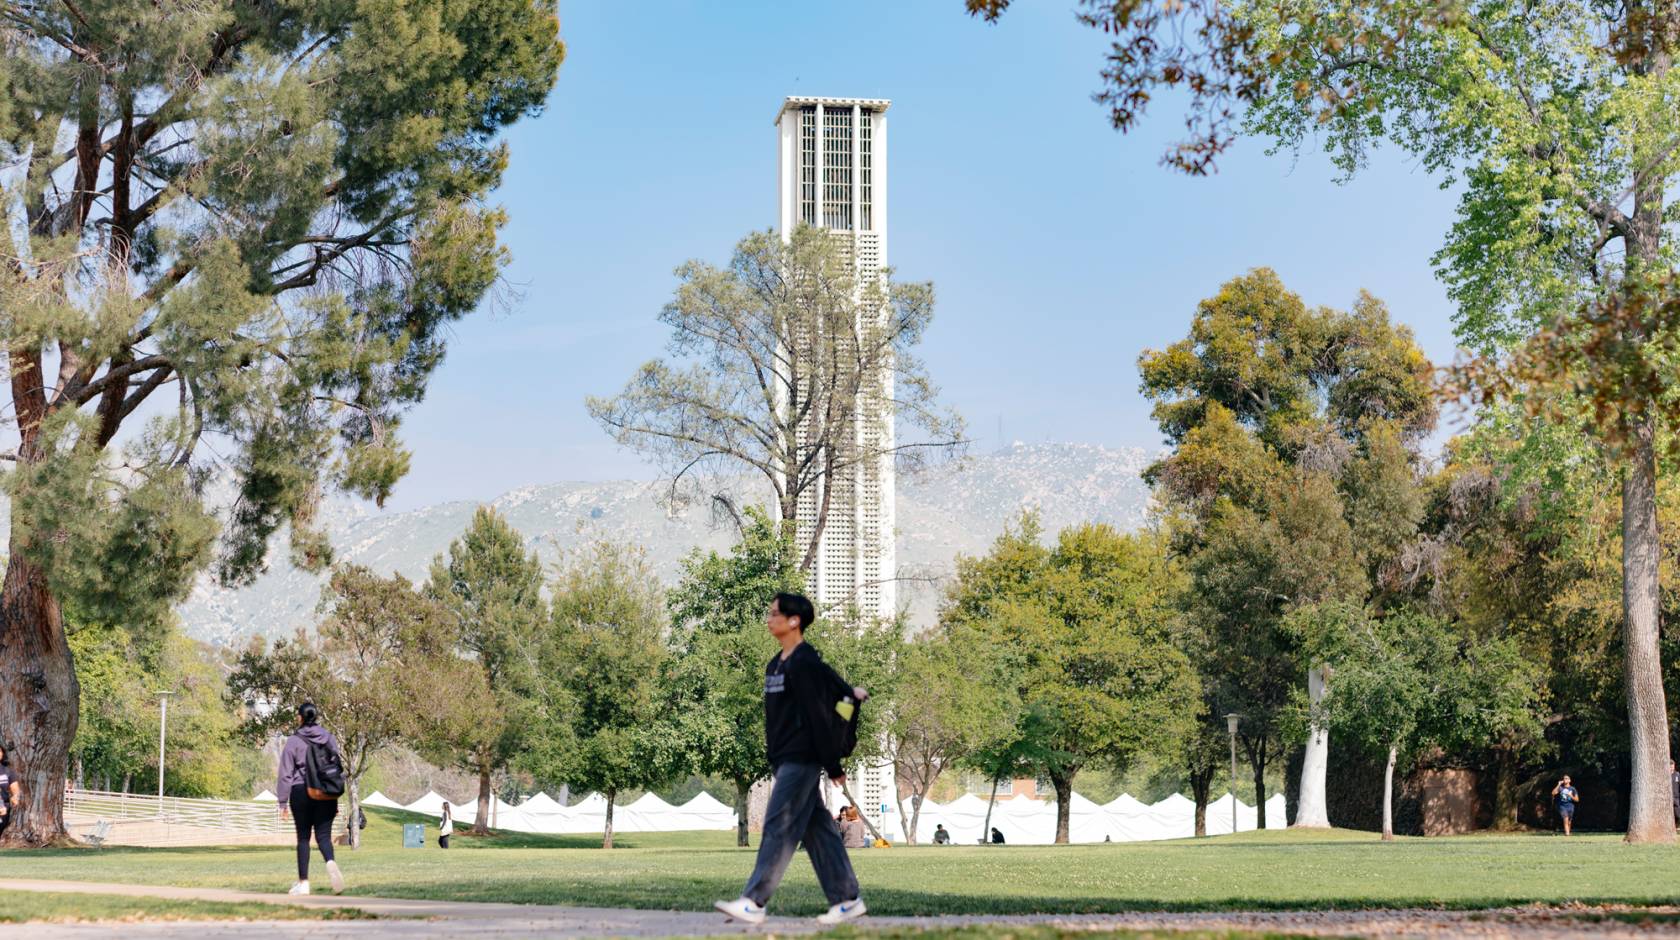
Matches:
[933,824,951,845]
[840,806,868,849]
[1551,775,1580,836]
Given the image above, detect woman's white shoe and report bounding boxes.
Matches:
[326,860,344,894]
[287,881,310,896]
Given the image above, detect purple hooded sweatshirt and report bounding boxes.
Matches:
[276,724,341,806]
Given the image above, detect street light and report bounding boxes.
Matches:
[153,690,176,806]
[1225,713,1241,836]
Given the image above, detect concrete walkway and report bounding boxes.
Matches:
[10,878,1680,938]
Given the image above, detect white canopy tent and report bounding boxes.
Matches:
[675,792,739,830]
[360,791,403,809]
[360,787,1285,843]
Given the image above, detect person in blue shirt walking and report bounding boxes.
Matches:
[1550,775,1580,836]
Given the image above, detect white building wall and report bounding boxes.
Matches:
[775,96,897,836]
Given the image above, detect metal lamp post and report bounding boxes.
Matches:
[1225,713,1241,835]
[154,690,176,806]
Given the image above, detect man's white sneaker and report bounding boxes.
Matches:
[714,897,767,925]
[287,880,310,896]
[816,899,866,925]
[325,860,344,895]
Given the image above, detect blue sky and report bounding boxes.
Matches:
[382,1,1465,512]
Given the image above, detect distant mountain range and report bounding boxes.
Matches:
[175,442,1160,646]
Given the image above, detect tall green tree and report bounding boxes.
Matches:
[944,516,1200,843]
[0,1,561,843]
[72,623,242,798]
[1429,410,1615,826]
[1232,0,1680,844]
[1290,602,1544,840]
[587,224,963,572]
[229,565,468,847]
[67,625,152,793]
[1140,268,1436,828]
[662,507,797,846]
[886,628,1013,844]
[548,540,669,849]
[425,506,548,836]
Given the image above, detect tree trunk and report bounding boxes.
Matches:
[122,774,131,794]
[603,790,615,849]
[1491,744,1521,831]
[348,777,361,850]
[733,777,751,848]
[903,791,921,846]
[747,777,770,833]
[73,755,83,792]
[1190,764,1213,837]
[0,555,78,845]
[1050,771,1073,845]
[1381,745,1397,842]
[1294,664,1332,828]
[1622,428,1674,843]
[473,760,492,836]
[1250,743,1269,830]
[981,777,1000,844]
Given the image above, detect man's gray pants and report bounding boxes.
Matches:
[743,762,859,907]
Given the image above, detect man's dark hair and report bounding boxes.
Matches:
[773,592,815,631]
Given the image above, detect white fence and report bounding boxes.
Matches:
[66,788,348,847]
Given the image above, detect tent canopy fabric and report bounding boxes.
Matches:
[371,787,1283,843]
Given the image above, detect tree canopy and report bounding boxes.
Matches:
[943,515,1200,843]
[588,224,963,571]
[0,0,562,844]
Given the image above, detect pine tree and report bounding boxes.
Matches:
[425,507,548,836]
[0,1,561,843]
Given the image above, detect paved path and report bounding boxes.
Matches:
[9,879,1680,938]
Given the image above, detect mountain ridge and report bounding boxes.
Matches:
[176,441,1160,646]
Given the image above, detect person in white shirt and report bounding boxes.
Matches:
[439,801,453,849]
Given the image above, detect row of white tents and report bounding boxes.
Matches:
[253,787,1286,845]
[880,790,1288,844]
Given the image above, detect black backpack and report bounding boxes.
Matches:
[816,661,863,762]
[303,737,345,801]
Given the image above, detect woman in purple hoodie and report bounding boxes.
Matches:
[276,703,344,895]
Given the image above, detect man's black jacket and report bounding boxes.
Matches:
[763,642,850,779]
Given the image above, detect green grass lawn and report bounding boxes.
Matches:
[2,806,1678,917]
[0,892,375,923]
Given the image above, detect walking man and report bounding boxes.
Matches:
[716,592,867,926]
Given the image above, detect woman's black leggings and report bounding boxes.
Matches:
[288,784,337,880]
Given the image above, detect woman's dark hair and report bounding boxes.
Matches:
[0,743,9,766]
[772,592,815,631]
[298,702,320,726]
